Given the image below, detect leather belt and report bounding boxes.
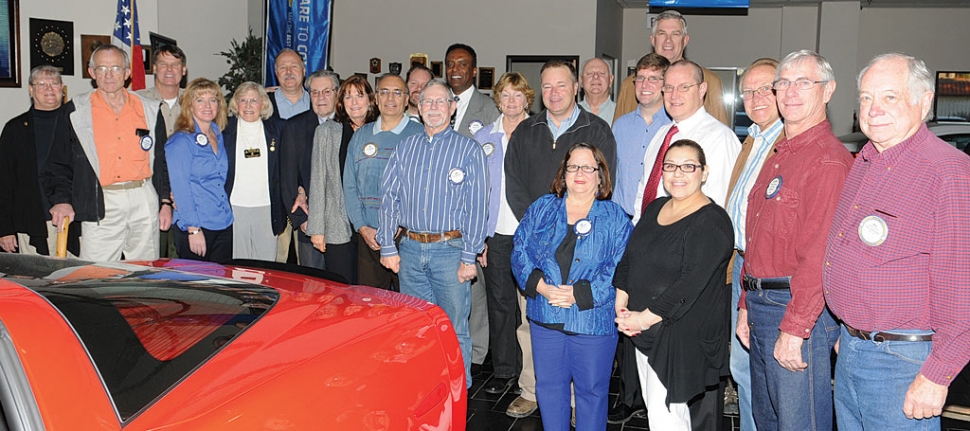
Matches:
[742,275,790,291]
[102,179,147,191]
[405,229,461,243]
[735,249,745,258]
[844,325,933,342]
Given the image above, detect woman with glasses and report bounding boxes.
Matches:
[222,82,286,260]
[511,142,632,431]
[614,139,733,430]
[334,75,378,132]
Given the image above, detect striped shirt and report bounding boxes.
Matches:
[823,124,970,385]
[726,119,783,251]
[378,127,489,264]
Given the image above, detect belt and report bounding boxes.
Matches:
[735,249,745,258]
[742,275,790,291]
[102,179,147,191]
[405,229,461,243]
[844,325,933,342]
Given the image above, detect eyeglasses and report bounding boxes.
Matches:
[421,98,451,108]
[378,88,406,98]
[662,163,702,173]
[238,98,260,106]
[310,88,336,98]
[740,84,774,99]
[634,75,662,85]
[565,164,599,174]
[661,83,700,93]
[772,78,827,91]
[31,81,62,89]
[93,65,126,76]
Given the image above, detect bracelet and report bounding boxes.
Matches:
[189,229,202,235]
[637,313,647,331]
[161,201,173,207]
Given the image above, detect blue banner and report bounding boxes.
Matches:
[264,0,332,87]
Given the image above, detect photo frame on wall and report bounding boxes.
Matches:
[80,34,110,79]
[0,0,20,87]
[409,53,428,69]
[478,67,495,91]
[142,45,152,74]
[431,61,442,78]
[30,17,74,76]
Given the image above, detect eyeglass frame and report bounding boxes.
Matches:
[661,82,702,93]
[740,84,774,99]
[661,163,703,173]
[772,78,828,91]
[565,164,599,174]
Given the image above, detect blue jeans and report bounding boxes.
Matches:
[835,325,938,430]
[531,324,616,431]
[398,237,472,387]
[746,283,839,431]
[731,254,757,431]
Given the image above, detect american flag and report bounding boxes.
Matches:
[112,0,146,90]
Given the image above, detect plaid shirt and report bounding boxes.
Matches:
[823,124,970,386]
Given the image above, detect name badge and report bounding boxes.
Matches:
[574,218,592,237]
[449,167,465,184]
[858,215,888,246]
[362,142,378,157]
[468,120,484,135]
[482,142,495,157]
[244,148,261,158]
[196,133,209,146]
[139,135,153,151]
[765,176,783,199]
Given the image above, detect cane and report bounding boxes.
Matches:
[56,216,69,257]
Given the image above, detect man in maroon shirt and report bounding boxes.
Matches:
[823,53,970,430]
[736,50,852,431]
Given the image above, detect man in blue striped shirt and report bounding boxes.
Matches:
[378,79,489,388]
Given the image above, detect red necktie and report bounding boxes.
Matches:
[640,124,679,214]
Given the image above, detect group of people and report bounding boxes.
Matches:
[1,8,968,431]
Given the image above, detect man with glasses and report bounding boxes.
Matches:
[137,44,186,258]
[280,70,347,271]
[579,57,616,124]
[738,50,852,431]
[725,57,784,431]
[0,66,80,256]
[378,79,488,389]
[344,74,423,289]
[45,44,169,261]
[630,58,738,431]
[503,58,617,419]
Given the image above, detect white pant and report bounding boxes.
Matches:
[635,349,691,431]
[80,182,159,261]
[16,220,75,257]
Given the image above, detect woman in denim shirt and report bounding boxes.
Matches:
[512,142,632,431]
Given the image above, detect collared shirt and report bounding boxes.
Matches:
[474,114,524,236]
[726,119,783,251]
[611,105,671,216]
[453,86,475,130]
[742,120,852,337]
[165,122,233,231]
[91,91,151,186]
[823,124,970,386]
[274,90,310,120]
[632,106,740,223]
[317,112,335,124]
[136,86,180,136]
[579,98,616,124]
[547,105,581,141]
[378,127,488,264]
[344,117,424,231]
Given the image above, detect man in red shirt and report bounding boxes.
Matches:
[737,50,852,431]
[823,53,970,430]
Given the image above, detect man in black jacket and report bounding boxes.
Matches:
[0,66,79,255]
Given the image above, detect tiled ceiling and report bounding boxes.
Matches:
[616,0,970,8]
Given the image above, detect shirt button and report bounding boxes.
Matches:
[826,261,830,266]
[838,232,843,237]
[774,164,779,169]
[854,205,859,210]
[575,258,580,262]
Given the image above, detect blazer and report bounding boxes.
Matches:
[455,88,499,140]
[223,116,287,235]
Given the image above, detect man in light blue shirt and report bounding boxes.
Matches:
[611,54,672,216]
[379,80,488,388]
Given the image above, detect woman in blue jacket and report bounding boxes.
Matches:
[511,142,632,431]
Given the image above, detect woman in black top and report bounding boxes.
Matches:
[614,139,733,430]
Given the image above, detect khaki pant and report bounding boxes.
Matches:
[81,183,159,261]
[16,220,76,257]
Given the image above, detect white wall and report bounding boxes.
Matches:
[157,0,249,90]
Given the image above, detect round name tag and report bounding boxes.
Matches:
[139,135,153,151]
[482,142,495,157]
[468,120,484,135]
[195,133,209,146]
[449,167,465,184]
[858,215,889,246]
[362,142,378,157]
[765,176,783,199]
[574,219,592,236]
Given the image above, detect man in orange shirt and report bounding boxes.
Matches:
[46,44,170,261]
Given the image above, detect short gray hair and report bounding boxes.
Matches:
[652,10,688,35]
[29,65,62,85]
[306,69,339,90]
[582,57,612,76]
[420,79,454,102]
[777,50,835,83]
[88,44,130,69]
[857,52,934,121]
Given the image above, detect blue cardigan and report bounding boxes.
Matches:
[512,194,632,336]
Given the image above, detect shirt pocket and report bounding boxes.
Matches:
[763,187,798,237]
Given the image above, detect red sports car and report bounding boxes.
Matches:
[0,254,466,430]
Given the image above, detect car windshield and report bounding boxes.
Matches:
[0,255,278,422]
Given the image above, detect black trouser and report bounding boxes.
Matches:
[297,231,359,284]
[615,335,646,409]
[357,234,399,291]
[481,234,522,378]
[689,380,726,431]
[174,225,233,264]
